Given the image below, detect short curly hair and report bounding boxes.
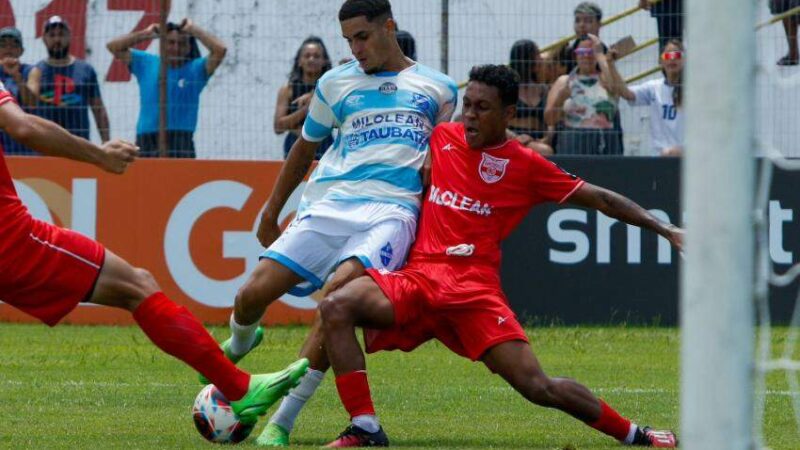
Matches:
[468,64,520,107]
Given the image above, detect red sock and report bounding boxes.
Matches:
[132,292,250,401]
[587,399,633,442]
[335,370,376,418]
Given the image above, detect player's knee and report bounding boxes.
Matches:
[236,278,268,310]
[319,294,356,329]
[132,268,159,296]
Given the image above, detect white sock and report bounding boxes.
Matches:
[268,369,325,432]
[228,314,260,356]
[623,423,639,445]
[352,414,380,433]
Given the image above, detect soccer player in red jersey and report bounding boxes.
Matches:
[0,82,308,422]
[318,65,681,447]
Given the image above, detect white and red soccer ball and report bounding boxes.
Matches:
[192,384,255,444]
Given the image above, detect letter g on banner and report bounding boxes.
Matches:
[164,180,315,309]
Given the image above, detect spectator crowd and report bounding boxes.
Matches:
[0,2,791,159]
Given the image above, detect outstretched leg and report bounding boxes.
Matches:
[482,340,676,447]
[319,276,396,447]
[260,258,367,446]
[90,250,308,418]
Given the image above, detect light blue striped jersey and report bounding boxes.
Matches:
[299,60,457,218]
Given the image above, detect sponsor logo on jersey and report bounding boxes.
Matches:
[441,143,455,151]
[428,184,492,216]
[479,153,509,184]
[345,94,365,107]
[497,315,509,325]
[411,93,431,112]
[379,82,397,95]
[380,242,393,266]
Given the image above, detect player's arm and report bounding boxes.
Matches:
[568,182,683,250]
[257,136,320,247]
[0,101,137,174]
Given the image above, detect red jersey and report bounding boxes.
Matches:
[409,122,584,268]
[0,82,30,242]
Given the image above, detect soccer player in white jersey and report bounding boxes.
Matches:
[199,0,458,446]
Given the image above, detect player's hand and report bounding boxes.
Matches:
[99,139,138,174]
[256,212,282,248]
[664,224,684,252]
[292,92,313,109]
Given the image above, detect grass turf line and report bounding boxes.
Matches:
[0,324,796,449]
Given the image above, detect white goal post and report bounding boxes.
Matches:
[680,0,756,449]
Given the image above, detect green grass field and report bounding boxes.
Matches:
[0,324,797,449]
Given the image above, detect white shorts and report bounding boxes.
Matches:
[262,201,417,296]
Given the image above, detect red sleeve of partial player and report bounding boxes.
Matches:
[0,90,14,107]
[527,152,585,205]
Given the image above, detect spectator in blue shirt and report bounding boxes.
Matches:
[28,16,110,143]
[0,27,36,155]
[107,19,226,158]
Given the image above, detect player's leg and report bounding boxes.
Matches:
[224,218,346,373]
[319,276,397,447]
[89,250,309,419]
[225,257,305,360]
[261,258,366,446]
[482,341,676,447]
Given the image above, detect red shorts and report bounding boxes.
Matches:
[0,217,105,326]
[364,260,528,361]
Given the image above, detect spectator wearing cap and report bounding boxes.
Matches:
[107,19,226,158]
[27,16,110,142]
[640,0,683,52]
[0,27,35,154]
[769,0,800,65]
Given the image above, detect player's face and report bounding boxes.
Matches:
[574,13,600,36]
[341,16,394,74]
[462,81,515,149]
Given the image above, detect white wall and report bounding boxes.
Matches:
[10,0,796,158]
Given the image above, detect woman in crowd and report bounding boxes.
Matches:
[507,39,553,155]
[274,36,332,160]
[545,34,624,155]
[616,39,685,156]
[107,19,227,158]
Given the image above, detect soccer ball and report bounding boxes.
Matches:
[192,384,255,444]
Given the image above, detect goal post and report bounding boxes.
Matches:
[680,0,756,448]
